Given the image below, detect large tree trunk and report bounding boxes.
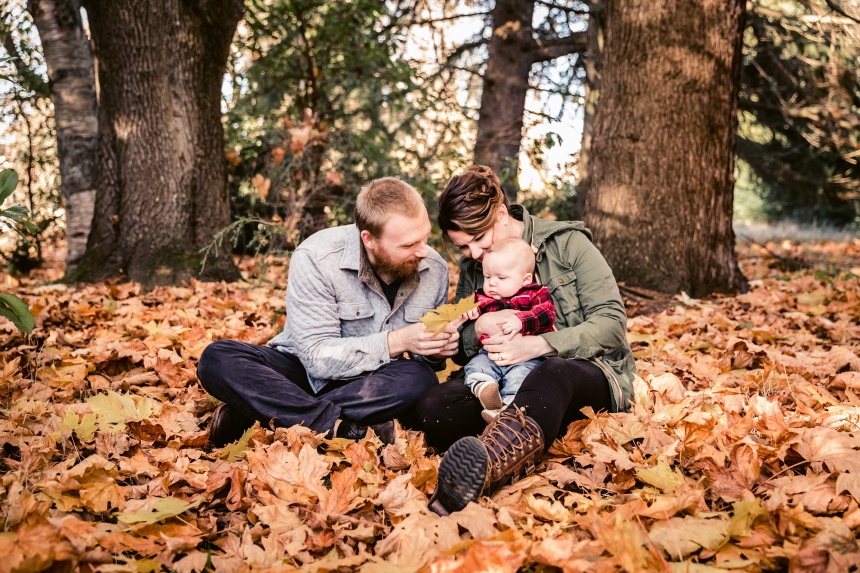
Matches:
[27,0,97,272]
[474,0,536,204]
[580,0,747,297]
[73,0,242,288]
[475,0,586,204]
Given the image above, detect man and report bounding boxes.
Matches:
[199,178,460,446]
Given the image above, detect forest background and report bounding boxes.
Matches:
[2,1,860,572]
[1,0,858,292]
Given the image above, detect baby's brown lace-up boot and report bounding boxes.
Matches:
[428,405,544,516]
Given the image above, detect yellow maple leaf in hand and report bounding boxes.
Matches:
[420,296,480,336]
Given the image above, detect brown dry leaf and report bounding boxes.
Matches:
[592,514,648,573]
[649,517,729,560]
[318,464,360,515]
[450,502,498,539]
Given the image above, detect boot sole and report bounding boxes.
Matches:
[430,436,488,515]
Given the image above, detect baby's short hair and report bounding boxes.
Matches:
[484,237,535,274]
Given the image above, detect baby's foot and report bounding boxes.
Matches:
[474,381,503,411]
[481,408,502,424]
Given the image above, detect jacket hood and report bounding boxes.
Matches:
[511,204,593,247]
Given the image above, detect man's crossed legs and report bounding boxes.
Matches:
[197,340,439,446]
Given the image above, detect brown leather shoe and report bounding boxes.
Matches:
[336,419,398,445]
[208,403,254,448]
[428,406,544,516]
[474,381,504,411]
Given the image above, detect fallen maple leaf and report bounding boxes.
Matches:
[217,426,256,462]
[420,297,480,336]
[116,498,202,525]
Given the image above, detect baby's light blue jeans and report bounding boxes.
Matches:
[464,349,543,407]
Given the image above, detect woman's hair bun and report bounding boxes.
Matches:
[437,164,509,235]
[465,165,501,198]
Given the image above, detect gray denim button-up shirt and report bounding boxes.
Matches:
[268,224,449,393]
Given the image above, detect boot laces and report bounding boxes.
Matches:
[483,407,539,469]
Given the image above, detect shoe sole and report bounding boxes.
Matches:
[481,409,500,424]
[430,436,488,515]
[476,384,504,411]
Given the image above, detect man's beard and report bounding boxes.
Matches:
[372,248,421,282]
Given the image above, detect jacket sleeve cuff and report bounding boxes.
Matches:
[540,329,587,360]
[373,331,392,367]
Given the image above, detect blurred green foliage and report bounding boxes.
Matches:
[737,0,860,228]
[221,0,468,260]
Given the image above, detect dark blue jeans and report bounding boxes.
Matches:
[197,340,439,434]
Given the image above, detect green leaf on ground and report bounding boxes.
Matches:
[0,293,34,333]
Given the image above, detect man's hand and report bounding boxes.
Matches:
[497,315,522,336]
[388,322,455,358]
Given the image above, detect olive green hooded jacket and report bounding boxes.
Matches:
[454,205,636,413]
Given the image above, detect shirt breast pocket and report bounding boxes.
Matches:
[404,305,430,325]
[548,269,582,324]
[337,300,375,337]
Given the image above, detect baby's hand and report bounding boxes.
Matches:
[463,308,481,321]
[498,316,522,336]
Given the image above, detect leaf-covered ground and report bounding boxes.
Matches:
[1,238,860,573]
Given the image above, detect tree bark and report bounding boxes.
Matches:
[27,0,97,271]
[474,0,585,203]
[74,0,242,288]
[580,0,747,297]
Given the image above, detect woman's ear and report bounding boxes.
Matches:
[522,273,533,286]
[496,204,509,224]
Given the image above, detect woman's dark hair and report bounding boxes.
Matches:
[437,165,509,236]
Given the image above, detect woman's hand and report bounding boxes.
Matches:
[482,333,557,366]
[475,309,517,338]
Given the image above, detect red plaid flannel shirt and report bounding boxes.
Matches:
[474,283,556,338]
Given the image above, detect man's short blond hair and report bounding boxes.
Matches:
[355,177,426,237]
[484,237,535,275]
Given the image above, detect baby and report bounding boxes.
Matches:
[461,237,556,422]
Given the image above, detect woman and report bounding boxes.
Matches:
[420,165,637,516]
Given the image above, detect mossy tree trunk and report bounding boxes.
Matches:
[74,0,242,288]
[580,0,747,297]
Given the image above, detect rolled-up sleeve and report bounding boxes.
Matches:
[540,234,628,359]
[286,249,390,379]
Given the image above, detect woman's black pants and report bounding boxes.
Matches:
[416,357,613,452]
